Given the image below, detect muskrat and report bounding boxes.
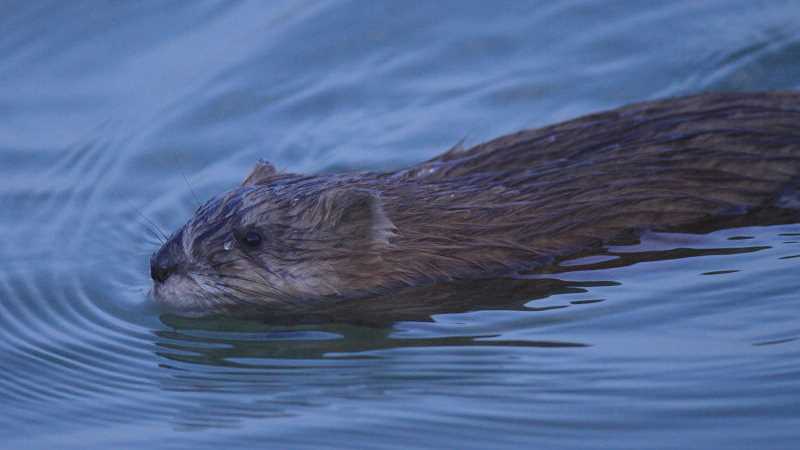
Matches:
[150,92,800,318]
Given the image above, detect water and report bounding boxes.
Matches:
[2,1,799,449]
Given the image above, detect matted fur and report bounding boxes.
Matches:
[151,92,800,317]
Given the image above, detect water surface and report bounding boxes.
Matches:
[2,1,800,449]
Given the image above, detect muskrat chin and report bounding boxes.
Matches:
[151,273,237,317]
[151,269,297,317]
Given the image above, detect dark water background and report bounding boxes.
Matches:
[2,1,800,449]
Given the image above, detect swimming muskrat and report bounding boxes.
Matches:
[150,92,800,318]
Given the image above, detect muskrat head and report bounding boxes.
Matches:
[149,161,396,317]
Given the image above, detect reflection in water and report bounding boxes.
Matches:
[155,322,588,365]
[143,227,793,431]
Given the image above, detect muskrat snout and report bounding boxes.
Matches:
[150,248,177,283]
[150,227,188,286]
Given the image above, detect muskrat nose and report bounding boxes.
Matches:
[150,252,176,283]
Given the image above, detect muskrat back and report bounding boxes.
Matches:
[150,92,800,317]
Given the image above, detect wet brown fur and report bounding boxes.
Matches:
[152,92,800,317]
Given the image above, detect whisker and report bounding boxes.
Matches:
[130,204,168,243]
[182,171,201,210]
[173,153,201,209]
[211,272,297,309]
[214,282,272,308]
[214,273,263,285]
[138,222,160,242]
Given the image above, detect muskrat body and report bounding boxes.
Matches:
[151,92,800,317]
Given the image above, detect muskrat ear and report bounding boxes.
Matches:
[242,160,279,186]
[316,188,395,245]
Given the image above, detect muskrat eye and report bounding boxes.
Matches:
[242,230,262,248]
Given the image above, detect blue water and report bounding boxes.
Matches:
[2,1,799,449]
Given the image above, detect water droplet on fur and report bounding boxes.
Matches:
[223,240,233,251]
